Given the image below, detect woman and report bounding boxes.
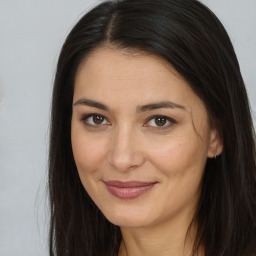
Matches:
[48,0,256,255]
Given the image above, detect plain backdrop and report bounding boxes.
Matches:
[0,0,255,255]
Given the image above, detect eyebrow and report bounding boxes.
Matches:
[73,98,186,112]
[136,101,186,113]
[73,98,109,111]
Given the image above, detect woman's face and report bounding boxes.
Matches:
[71,47,221,228]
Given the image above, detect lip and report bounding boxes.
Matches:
[103,180,158,199]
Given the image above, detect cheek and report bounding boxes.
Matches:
[71,128,107,178]
[147,131,208,178]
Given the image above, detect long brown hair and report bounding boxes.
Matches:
[49,0,256,255]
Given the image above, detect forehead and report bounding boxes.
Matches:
[80,47,180,76]
[73,47,203,113]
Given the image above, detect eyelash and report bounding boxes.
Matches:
[80,113,176,130]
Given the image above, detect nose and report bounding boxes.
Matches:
[107,125,145,172]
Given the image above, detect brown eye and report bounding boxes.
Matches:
[146,115,176,129]
[93,115,105,124]
[155,117,167,126]
[82,114,110,126]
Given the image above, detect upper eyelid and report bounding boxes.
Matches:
[146,115,176,123]
[81,113,107,120]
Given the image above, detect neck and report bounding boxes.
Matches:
[118,214,201,256]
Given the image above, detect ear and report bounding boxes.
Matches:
[207,128,223,158]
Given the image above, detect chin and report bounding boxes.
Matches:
[107,215,150,228]
[101,206,155,228]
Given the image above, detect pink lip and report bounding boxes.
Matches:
[104,180,157,199]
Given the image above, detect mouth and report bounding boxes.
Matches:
[103,180,158,200]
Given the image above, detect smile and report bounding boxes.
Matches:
[103,180,158,199]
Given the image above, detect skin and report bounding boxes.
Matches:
[71,46,223,256]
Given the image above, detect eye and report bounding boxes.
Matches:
[146,115,176,129]
[81,114,110,127]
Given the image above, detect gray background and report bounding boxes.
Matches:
[0,0,255,255]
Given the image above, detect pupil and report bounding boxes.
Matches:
[155,117,166,126]
[93,115,104,124]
